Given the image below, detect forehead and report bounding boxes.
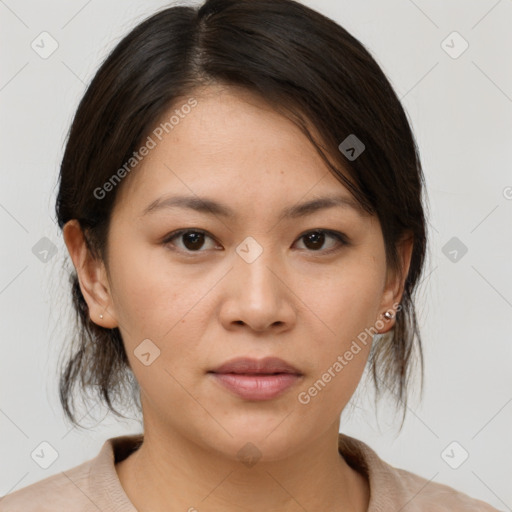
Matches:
[113,85,364,221]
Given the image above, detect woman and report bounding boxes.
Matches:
[0,0,500,510]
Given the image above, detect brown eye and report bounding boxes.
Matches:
[295,230,348,253]
[163,229,218,253]
[302,231,326,250]
[163,228,348,256]
[181,231,206,251]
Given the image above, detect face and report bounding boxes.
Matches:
[68,85,409,461]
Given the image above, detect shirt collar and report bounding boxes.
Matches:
[88,432,391,511]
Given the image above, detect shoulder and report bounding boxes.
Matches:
[338,433,502,511]
[388,465,502,511]
[0,434,142,512]
[0,457,96,512]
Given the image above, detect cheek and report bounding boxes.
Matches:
[107,227,385,414]
[294,255,384,406]
[107,238,189,336]
[107,241,215,377]
[298,254,385,348]
[107,248,206,412]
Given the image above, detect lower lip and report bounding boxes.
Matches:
[209,372,302,400]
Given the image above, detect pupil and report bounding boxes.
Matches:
[184,232,204,250]
[305,231,324,250]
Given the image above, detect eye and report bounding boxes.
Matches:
[162,228,349,255]
[294,230,348,254]
[163,229,220,253]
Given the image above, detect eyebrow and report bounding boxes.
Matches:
[141,193,367,221]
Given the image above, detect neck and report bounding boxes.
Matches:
[115,419,369,512]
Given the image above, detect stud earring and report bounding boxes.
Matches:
[383,311,394,320]
[99,314,104,319]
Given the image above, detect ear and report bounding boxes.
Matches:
[62,220,118,328]
[376,233,414,334]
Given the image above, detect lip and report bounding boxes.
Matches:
[209,373,302,400]
[208,357,303,401]
[209,356,302,375]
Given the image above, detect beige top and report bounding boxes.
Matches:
[0,433,501,511]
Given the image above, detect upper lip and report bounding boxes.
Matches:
[209,357,302,375]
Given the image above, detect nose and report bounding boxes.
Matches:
[219,248,296,334]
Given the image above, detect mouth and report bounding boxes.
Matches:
[208,372,303,401]
[208,356,302,376]
[207,356,303,401]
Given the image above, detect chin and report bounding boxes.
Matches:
[195,418,306,463]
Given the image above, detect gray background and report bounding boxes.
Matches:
[1,0,511,509]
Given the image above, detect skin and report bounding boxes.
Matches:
[63,84,413,512]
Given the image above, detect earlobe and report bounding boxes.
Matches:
[377,234,414,334]
[62,220,118,328]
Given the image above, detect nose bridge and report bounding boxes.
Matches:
[235,234,281,303]
[223,234,294,331]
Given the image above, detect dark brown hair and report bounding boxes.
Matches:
[55,0,429,429]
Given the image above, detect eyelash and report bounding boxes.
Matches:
[162,228,349,257]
